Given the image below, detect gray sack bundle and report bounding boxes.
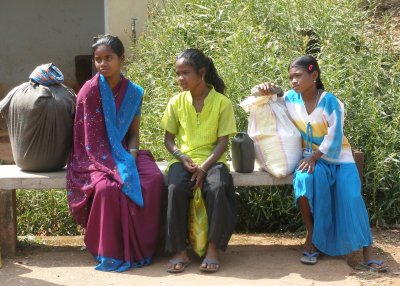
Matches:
[0,82,76,171]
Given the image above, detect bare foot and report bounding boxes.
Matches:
[362,246,387,271]
[200,242,220,272]
[345,249,363,268]
[303,228,317,254]
[166,250,190,272]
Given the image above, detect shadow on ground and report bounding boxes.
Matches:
[0,234,398,286]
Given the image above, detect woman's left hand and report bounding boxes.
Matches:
[191,166,207,190]
[297,156,317,173]
[131,152,138,161]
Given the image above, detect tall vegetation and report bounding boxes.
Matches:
[127,0,400,230]
[17,189,82,236]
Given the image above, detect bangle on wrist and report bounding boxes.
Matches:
[198,166,207,174]
[129,148,139,153]
[172,149,184,159]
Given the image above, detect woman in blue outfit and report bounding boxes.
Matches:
[255,55,386,271]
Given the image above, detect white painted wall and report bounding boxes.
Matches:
[105,0,161,54]
[0,0,157,131]
[0,0,104,99]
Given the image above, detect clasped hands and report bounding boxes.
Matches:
[180,154,207,190]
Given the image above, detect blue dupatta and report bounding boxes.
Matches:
[99,74,144,207]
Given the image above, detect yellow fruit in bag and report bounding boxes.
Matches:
[188,187,208,257]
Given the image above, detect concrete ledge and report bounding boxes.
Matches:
[0,162,293,258]
[0,163,293,191]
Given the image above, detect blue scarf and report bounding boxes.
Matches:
[99,74,144,207]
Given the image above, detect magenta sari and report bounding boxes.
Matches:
[66,73,163,272]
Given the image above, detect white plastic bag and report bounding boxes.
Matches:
[240,94,302,177]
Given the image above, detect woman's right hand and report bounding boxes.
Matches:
[179,154,197,173]
[251,82,282,96]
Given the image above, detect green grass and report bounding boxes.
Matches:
[16,189,82,236]
[127,0,400,229]
[235,186,303,233]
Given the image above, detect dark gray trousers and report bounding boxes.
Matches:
[165,162,237,253]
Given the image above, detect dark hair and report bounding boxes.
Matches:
[92,34,124,57]
[289,55,324,90]
[176,48,226,94]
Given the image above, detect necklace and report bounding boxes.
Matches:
[314,89,321,110]
[113,80,123,98]
[193,88,210,125]
[304,89,321,115]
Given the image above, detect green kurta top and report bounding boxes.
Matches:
[161,87,237,168]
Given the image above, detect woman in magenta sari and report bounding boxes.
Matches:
[67,35,163,272]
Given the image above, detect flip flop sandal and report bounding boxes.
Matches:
[361,259,388,273]
[300,250,319,265]
[200,258,220,273]
[166,258,191,273]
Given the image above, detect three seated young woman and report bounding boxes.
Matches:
[66,33,386,273]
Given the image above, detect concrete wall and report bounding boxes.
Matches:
[0,0,104,101]
[0,0,160,104]
[0,0,158,163]
[106,0,160,54]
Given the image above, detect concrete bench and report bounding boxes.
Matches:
[0,162,293,258]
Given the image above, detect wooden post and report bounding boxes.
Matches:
[352,150,365,182]
[0,189,17,258]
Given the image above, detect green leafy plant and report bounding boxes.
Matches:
[127,0,400,230]
[16,189,82,236]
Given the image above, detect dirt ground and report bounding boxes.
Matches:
[0,229,399,286]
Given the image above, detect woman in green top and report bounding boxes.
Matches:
[161,48,237,273]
